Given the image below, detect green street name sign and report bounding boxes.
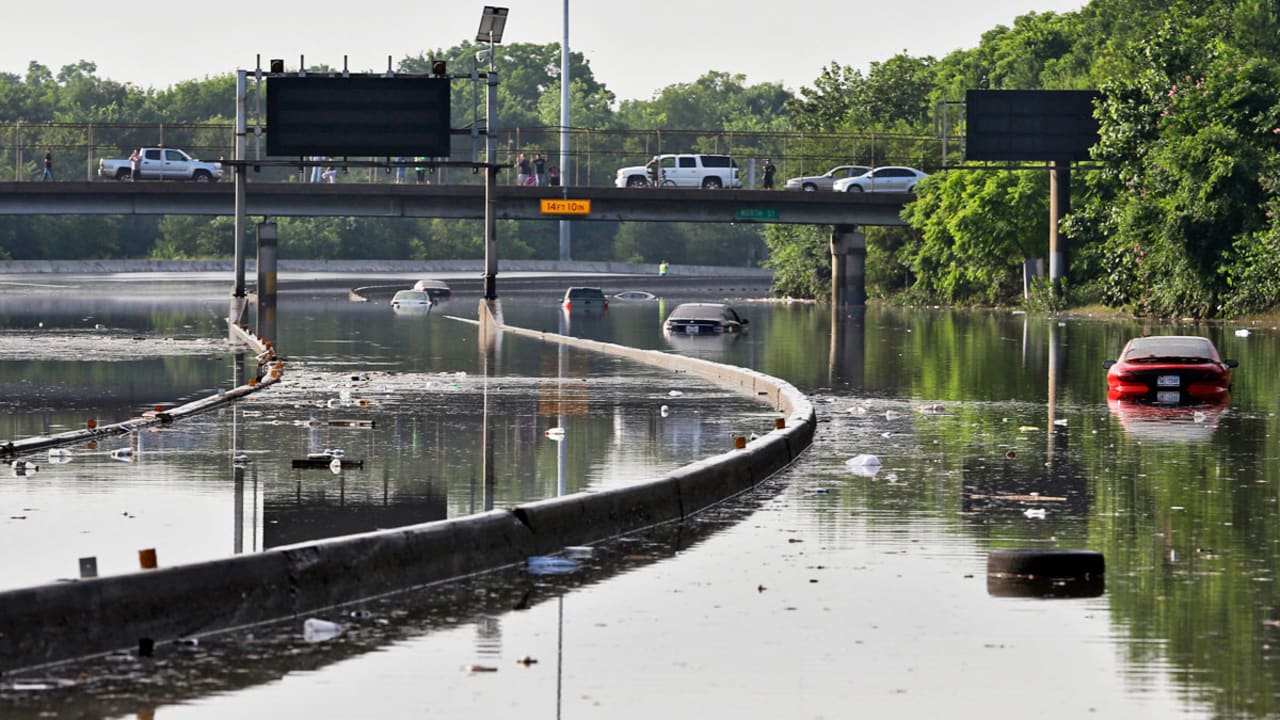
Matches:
[735,208,779,220]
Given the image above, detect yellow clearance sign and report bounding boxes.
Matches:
[540,198,592,215]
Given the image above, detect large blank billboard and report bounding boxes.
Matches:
[965,90,1100,162]
[266,76,451,157]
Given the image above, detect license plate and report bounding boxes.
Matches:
[686,326,701,335]
[1156,391,1181,403]
[1157,375,1181,387]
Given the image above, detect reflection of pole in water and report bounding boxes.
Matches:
[557,595,564,720]
[557,310,568,496]
[828,305,866,391]
[479,300,503,512]
[1046,319,1065,466]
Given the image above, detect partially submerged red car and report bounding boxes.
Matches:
[1103,335,1237,403]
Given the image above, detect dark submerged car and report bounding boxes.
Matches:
[662,303,748,336]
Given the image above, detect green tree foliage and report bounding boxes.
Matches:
[762,225,829,298]
[901,171,1045,304]
[1074,4,1280,317]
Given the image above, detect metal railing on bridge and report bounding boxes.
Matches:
[4,122,945,188]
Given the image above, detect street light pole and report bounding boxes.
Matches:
[476,6,508,300]
[558,0,571,262]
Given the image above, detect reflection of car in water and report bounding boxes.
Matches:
[662,326,746,354]
[1102,335,1236,403]
[1108,397,1228,444]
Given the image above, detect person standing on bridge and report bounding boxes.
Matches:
[762,158,776,189]
[41,148,54,181]
[534,154,547,186]
[516,153,532,186]
[128,148,142,181]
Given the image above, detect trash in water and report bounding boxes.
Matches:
[544,427,566,441]
[303,617,346,643]
[11,460,40,475]
[1235,328,1251,337]
[232,454,250,465]
[48,448,72,463]
[564,546,593,559]
[1023,508,1047,519]
[884,410,902,420]
[846,454,882,477]
[466,664,498,673]
[329,457,343,475]
[1018,425,1039,432]
[526,556,580,575]
[660,404,670,418]
[846,405,868,415]
[806,487,833,494]
[919,404,945,414]
[1053,418,1068,426]
[668,390,684,397]
[109,448,134,463]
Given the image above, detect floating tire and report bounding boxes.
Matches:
[986,549,1105,599]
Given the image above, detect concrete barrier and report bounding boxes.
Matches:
[0,307,815,674]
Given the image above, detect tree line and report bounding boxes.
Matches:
[1,0,1278,318]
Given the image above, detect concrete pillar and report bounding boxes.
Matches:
[829,225,867,307]
[255,220,278,346]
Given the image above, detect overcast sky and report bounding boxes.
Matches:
[9,0,1087,102]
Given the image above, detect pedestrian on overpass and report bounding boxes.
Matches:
[762,158,776,189]
[41,148,54,181]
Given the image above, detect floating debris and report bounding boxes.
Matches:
[1235,329,1251,337]
[1023,508,1047,519]
[846,454,882,478]
[303,617,345,643]
[544,427,566,441]
[526,556,580,575]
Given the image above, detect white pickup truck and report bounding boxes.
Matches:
[98,147,223,182]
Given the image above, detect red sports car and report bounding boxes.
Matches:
[1103,335,1237,403]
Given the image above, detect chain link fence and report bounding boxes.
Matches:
[3,122,946,187]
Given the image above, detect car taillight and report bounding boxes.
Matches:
[564,301,571,310]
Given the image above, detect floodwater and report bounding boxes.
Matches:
[2,274,1279,719]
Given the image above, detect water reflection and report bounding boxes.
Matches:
[1107,397,1229,443]
[3,284,1280,719]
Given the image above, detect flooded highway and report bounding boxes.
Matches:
[2,271,1278,719]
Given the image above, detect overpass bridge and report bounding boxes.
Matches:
[0,182,908,226]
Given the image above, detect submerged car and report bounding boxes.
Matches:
[412,279,452,301]
[562,286,608,311]
[833,166,929,193]
[662,302,748,335]
[783,165,872,192]
[1102,335,1237,403]
[390,289,433,309]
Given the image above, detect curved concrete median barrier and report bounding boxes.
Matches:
[0,307,814,673]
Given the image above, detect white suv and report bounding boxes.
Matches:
[615,153,741,189]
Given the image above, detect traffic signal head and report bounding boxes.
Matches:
[431,60,447,77]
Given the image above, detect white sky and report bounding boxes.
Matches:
[8,0,1086,102]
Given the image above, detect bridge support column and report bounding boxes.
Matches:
[255,219,277,347]
[830,225,867,307]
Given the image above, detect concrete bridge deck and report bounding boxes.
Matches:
[0,182,909,225]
